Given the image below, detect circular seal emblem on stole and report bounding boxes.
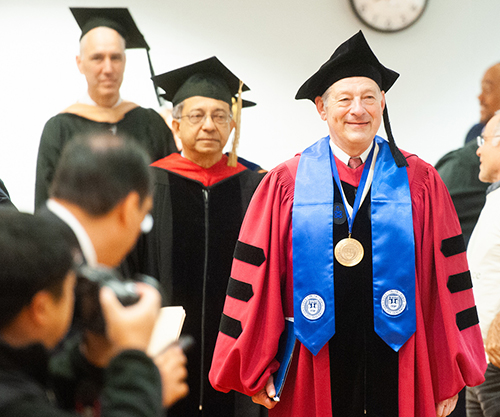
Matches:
[381,290,407,316]
[301,294,326,320]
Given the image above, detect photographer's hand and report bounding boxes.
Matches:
[154,345,189,408]
[82,332,115,368]
[100,282,161,352]
[82,283,161,367]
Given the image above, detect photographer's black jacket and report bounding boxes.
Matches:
[0,339,162,416]
[128,153,265,417]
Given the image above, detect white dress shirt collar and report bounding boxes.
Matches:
[329,138,374,166]
[78,92,123,108]
[47,199,98,266]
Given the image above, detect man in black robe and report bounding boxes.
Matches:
[129,57,267,417]
[34,7,177,210]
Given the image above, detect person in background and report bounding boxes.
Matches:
[128,56,267,417]
[435,65,500,416]
[466,112,500,417]
[34,7,177,210]
[464,63,500,144]
[435,63,500,248]
[159,98,266,172]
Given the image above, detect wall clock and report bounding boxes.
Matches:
[350,0,428,33]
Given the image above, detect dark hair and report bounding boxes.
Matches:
[0,211,75,329]
[49,133,153,216]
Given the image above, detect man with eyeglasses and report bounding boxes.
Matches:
[466,112,500,417]
[126,57,266,417]
[435,64,500,247]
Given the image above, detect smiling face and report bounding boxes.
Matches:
[315,76,385,156]
[76,26,126,108]
[172,96,235,168]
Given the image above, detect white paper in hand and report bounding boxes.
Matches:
[147,306,186,357]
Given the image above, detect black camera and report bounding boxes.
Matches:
[74,264,160,335]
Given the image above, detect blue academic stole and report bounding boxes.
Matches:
[292,136,415,355]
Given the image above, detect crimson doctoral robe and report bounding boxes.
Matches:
[209,144,486,417]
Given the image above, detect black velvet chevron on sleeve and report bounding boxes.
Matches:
[233,240,266,266]
[219,313,243,339]
[447,271,473,293]
[456,306,479,331]
[440,234,466,258]
[227,277,254,302]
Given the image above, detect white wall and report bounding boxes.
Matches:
[1,0,499,212]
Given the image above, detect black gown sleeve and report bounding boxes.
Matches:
[34,116,67,210]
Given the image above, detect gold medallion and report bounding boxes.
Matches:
[334,237,364,267]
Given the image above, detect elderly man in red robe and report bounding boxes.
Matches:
[209,31,486,417]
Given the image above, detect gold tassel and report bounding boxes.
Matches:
[227,79,243,167]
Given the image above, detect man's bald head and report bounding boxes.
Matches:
[76,26,126,107]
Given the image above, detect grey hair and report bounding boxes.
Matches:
[321,85,334,108]
[494,112,500,134]
[493,116,500,146]
[172,101,185,120]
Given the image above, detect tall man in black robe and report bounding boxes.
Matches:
[34,7,177,210]
[129,57,267,417]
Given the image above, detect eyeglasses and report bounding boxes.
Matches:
[180,111,232,126]
[477,134,500,147]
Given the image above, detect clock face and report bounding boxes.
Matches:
[350,0,428,33]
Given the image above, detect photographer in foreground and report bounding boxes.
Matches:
[0,211,162,416]
[37,133,188,413]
